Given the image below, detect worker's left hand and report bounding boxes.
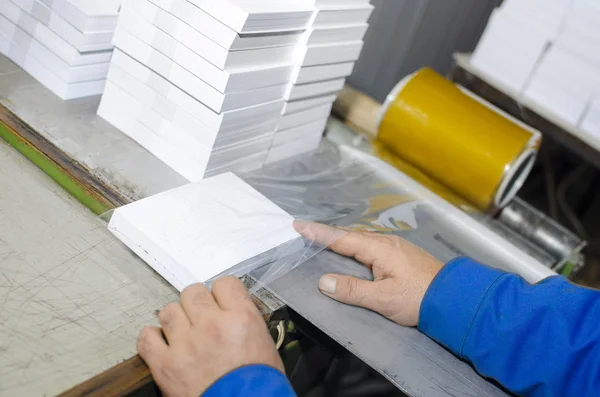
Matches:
[137,276,284,397]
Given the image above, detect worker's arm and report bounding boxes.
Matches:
[419,257,600,397]
[296,222,600,397]
[203,365,295,397]
[137,277,295,397]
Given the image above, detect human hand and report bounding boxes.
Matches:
[137,276,284,397]
[294,221,443,327]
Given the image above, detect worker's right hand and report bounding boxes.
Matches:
[294,221,443,327]
[136,277,284,397]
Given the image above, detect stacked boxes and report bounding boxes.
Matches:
[471,0,600,139]
[0,0,119,99]
[98,0,315,181]
[266,0,373,164]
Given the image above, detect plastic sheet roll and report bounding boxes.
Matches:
[378,68,541,212]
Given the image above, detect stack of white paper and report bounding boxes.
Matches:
[523,45,600,126]
[471,0,600,141]
[521,0,600,129]
[98,0,316,181]
[555,0,600,69]
[0,0,120,99]
[266,0,372,164]
[581,93,600,138]
[108,172,300,291]
[470,0,571,94]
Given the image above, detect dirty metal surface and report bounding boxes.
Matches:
[0,137,178,396]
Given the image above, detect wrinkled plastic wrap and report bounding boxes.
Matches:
[239,141,555,288]
[102,140,555,299]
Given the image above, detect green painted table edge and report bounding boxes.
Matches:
[0,120,114,215]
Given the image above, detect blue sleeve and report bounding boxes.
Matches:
[202,364,296,397]
[419,257,600,397]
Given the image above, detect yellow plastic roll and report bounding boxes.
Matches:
[377,68,540,212]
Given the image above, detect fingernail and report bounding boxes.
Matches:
[319,275,337,294]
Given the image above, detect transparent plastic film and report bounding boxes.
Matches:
[100,141,555,306]
[206,222,349,296]
[97,167,351,296]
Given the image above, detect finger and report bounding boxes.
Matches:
[211,276,258,313]
[294,221,388,267]
[180,283,219,323]
[158,302,191,344]
[137,326,168,371]
[318,274,380,311]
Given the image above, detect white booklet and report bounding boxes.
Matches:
[108,172,300,291]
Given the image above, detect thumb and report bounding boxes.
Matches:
[318,274,378,310]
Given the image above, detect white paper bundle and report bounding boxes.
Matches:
[109,50,284,134]
[12,0,114,52]
[500,0,571,39]
[471,9,550,94]
[147,0,305,50]
[0,0,119,99]
[266,125,326,164]
[123,1,297,70]
[283,94,337,114]
[278,103,333,131]
[99,0,370,178]
[108,172,300,291]
[293,40,364,67]
[304,23,369,46]
[99,81,278,181]
[38,0,121,32]
[110,29,289,113]
[0,26,106,99]
[524,45,600,126]
[115,8,294,93]
[184,0,315,33]
[312,3,374,27]
[581,94,600,138]
[555,0,600,70]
